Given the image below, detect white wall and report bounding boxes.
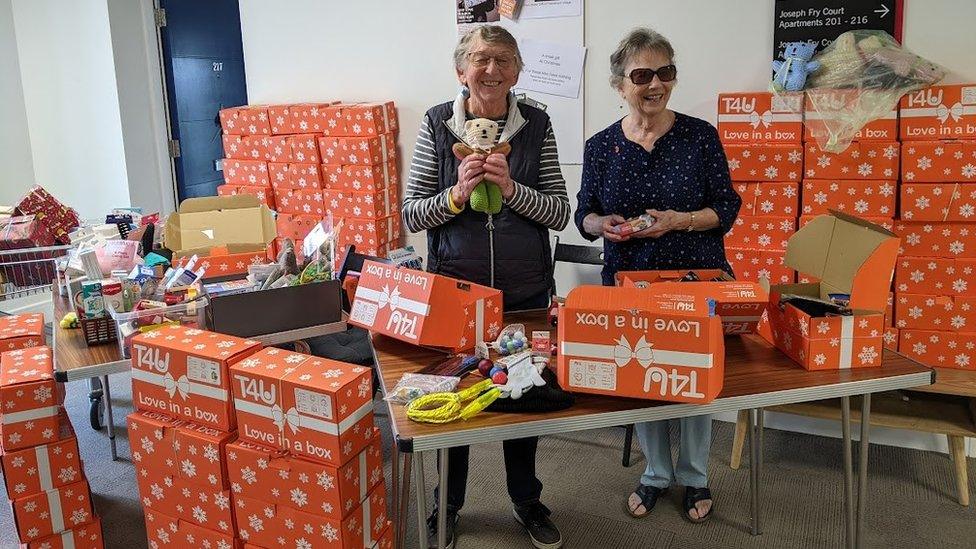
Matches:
[0,0,35,206]
[11,0,130,220]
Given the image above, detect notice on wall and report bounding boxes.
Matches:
[456,0,502,35]
[773,0,903,59]
[514,38,585,99]
[520,0,581,19]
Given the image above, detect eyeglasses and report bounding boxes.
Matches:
[468,52,517,70]
[625,64,677,85]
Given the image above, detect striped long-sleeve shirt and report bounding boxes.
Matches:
[401,114,571,233]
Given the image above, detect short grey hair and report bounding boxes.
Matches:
[609,28,675,88]
[453,25,524,72]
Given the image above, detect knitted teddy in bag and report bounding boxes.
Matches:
[772,41,820,92]
[452,118,511,214]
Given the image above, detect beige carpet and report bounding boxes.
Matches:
[2,373,974,548]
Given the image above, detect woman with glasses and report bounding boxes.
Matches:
[401,24,569,549]
[574,28,741,524]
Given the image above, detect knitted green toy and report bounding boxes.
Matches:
[452,118,511,215]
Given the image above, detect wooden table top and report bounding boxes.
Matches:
[372,311,936,452]
[51,291,126,381]
[912,367,976,398]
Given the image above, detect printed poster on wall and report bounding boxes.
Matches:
[520,0,581,19]
[457,0,501,35]
[515,38,586,99]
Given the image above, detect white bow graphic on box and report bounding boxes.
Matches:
[163,373,190,400]
[937,103,965,123]
[270,404,301,434]
[750,110,774,129]
[377,285,401,311]
[613,335,654,368]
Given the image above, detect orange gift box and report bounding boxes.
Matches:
[348,261,503,352]
[899,329,976,370]
[338,242,394,260]
[1,347,65,452]
[274,188,325,216]
[371,525,393,549]
[716,92,802,144]
[1,420,80,499]
[900,84,976,141]
[268,104,335,135]
[223,135,248,160]
[130,325,262,431]
[801,180,896,217]
[127,410,235,490]
[336,102,399,137]
[222,159,269,187]
[726,247,795,284]
[901,140,976,183]
[886,291,894,326]
[22,518,104,549]
[323,187,399,220]
[226,430,383,519]
[733,182,799,216]
[894,293,976,332]
[11,480,94,543]
[803,89,898,143]
[143,508,238,549]
[136,470,235,535]
[339,216,401,249]
[894,257,976,296]
[894,221,976,258]
[900,183,976,221]
[234,484,387,549]
[615,270,768,335]
[269,162,323,191]
[322,162,399,193]
[219,106,271,136]
[229,348,374,466]
[0,313,45,352]
[175,246,273,278]
[800,214,893,232]
[725,215,796,250]
[883,326,899,351]
[761,212,898,370]
[276,213,321,241]
[217,184,275,209]
[557,286,724,403]
[318,135,395,166]
[803,141,899,180]
[287,134,323,164]
[724,143,803,182]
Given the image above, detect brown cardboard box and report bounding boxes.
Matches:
[164,195,276,258]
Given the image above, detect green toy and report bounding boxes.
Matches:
[452,118,511,215]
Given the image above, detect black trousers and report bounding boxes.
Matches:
[434,436,543,512]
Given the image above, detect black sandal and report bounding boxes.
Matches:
[626,485,667,518]
[683,487,713,523]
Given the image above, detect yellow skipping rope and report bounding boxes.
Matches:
[406,379,500,423]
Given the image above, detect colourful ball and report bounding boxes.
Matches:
[491,371,508,384]
[489,366,504,378]
[514,330,525,341]
[477,359,493,376]
[506,341,517,352]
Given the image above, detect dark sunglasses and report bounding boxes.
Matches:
[627,64,677,85]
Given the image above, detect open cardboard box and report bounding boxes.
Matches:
[616,269,768,335]
[557,285,725,403]
[759,211,899,370]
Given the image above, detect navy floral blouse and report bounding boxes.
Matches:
[575,113,741,285]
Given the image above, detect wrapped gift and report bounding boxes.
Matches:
[725,216,796,251]
[733,182,798,216]
[14,186,80,244]
[318,134,396,166]
[900,84,976,141]
[136,470,236,535]
[801,180,896,217]
[894,221,976,258]
[130,325,263,431]
[286,134,322,164]
[804,89,899,143]
[229,348,374,465]
[323,186,399,220]
[894,293,976,331]
[11,480,94,543]
[899,330,976,370]
[339,215,401,249]
[269,162,323,190]
[337,102,399,137]
[804,141,900,180]
[717,92,802,144]
[557,285,725,402]
[276,213,321,241]
[319,104,349,137]
[725,247,795,284]
[234,484,387,549]
[222,135,249,160]
[127,410,236,490]
[0,313,46,351]
[900,183,976,221]
[901,140,976,182]
[274,188,325,216]
[0,215,56,250]
[349,261,503,352]
[1,420,80,498]
[724,143,803,182]
[894,257,976,296]
[219,105,271,136]
[1,347,64,451]
[226,430,383,518]
[268,103,335,135]
[217,184,275,209]
[21,518,104,549]
[143,508,236,549]
[222,159,270,187]
[323,161,400,192]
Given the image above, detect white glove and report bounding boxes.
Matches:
[497,358,547,400]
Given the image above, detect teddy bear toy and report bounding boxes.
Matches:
[452,118,511,215]
[772,41,820,92]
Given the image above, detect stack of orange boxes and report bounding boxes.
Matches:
[226,347,392,548]
[895,84,976,369]
[219,101,402,262]
[718,92,804,284]
[0,314,105,547]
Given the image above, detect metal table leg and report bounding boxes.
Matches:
[841,396,854,549]
[437,448,449,549]
[748,408,762,536]
[398,453,412,549]
[102,374,117,461]
[856,394,872,549]
[414,452,428,549]
[391,443,399,546]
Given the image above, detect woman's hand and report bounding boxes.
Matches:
[452,154,486,204]
[631,209,691,239]
[583,213,629,242]
[483,153,515,200]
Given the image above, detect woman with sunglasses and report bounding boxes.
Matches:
[575,28,741,524]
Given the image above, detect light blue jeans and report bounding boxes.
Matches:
[635,415,712,489]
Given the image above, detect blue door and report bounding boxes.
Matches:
[159,0,247,200]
